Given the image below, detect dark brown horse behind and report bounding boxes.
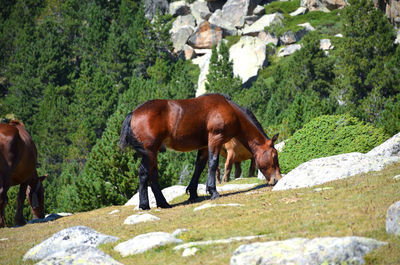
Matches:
[120,94,282,210]
[0,120,46,227]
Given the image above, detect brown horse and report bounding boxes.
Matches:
[0,120,46,227]
[119,94,282,210]
[217,138,256,183]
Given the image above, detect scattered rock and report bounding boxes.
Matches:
[257,31,278,46]
[252,5,265,16]
[23,226,118,261]
[394,174,400,180]
[242,13,284,35]
[169,0,191,16]
[174,235,266,250]
[109,209,120,215]
[188,21,223,49]
[395,30,400,44]
[314,187,333,192]
[182,247,199,257]
[217,183,258,192]
[301,0,348,12]
[320,38,334,50]
[170,14,196,35]
[231,236,387,265]
[335,33,343,37]
[290,7,308,16]
[280,30,303,45]
[193,202,243,211]
[229,36,267,84]
[277,44,302,57]
[124,213,160,225]
[190,0,211,24]
[275,141,285,152]
[36,246,122,265]
[114,232,183,257]
[298,22,315,32]
[172,26,195,51]
[172,228,188,237]
[386,200,400,235]
[0,238,8,241]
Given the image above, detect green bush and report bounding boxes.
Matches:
[279,114,388,173]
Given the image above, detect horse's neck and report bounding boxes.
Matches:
[234,109,267,154]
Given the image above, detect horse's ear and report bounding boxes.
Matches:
[272,133,279,144]
[39,174,48,182]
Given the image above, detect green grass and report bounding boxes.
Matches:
[1,162,400,264]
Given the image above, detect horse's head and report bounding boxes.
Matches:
[256,133,282,185]
[26,174,47,219]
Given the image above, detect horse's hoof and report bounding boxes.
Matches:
[210,192,220,200]
[139,205,151,210]
[158,203,171,208]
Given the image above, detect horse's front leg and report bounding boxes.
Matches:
[186,148,208,202]
[207,147,221,200]
[15,183,27,226]
[248,158,256,178]
[234,162,242,179]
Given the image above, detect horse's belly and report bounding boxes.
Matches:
[163,136,207,152]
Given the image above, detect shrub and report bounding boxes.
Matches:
[278,114,388,173]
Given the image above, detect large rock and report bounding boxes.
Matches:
[229,36,267,85]
[170,15,196,35]
[257,31,278,46]
[209,9,238,35]
[171,26,195,51]
[386,200,400,235]
[277,44,302,57]
[242,13,284,35]
[36,246,122,265]
[169,0,191,16]
[191,0,212,24]
[374,0,400,27]
[114,232,183,257]
[23,226,118,261]
[188,21,223,49]
[231,237,387,265]
[209,0,252,30]
[301,0,348,11]
[273,132,400,191]
[144,0,169,20]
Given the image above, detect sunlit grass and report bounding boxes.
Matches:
[1,162,399,264]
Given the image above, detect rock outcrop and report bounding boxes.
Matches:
[301,0,348,11]
[188,21,223,49]
[273,132,400,191]
[229,36,268,85]
[23,226,118,262]
[231,237,387,265]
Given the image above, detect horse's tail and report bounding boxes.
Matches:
[119,112,145,155]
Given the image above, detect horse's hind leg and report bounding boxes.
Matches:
[207,148,220,200]
[148,158,170,208]
[234,162,242,179]
[186,148,207,202]
[0,180,9,227]
[138,156,151,210]
[223,155,233,183]
[15,183,27,226]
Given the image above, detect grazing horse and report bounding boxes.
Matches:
[217,138,256,183]
[119,94,282,210]
[0,120,46,227]
[216,107,267,183]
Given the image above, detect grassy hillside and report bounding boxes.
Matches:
[1,162,400,264]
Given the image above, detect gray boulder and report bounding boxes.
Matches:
[169,0,191,16]
[144,0,169,20]
[277,44,302,57]
[231,237,387,265]
[386,200,400,235]
[273,132,400,191]
[242,13,284,35]
[290,6,308,16]
[212,0,252,29]
[36,246,122,265]
[114,232,183,257]
[229,36,267,85]
[170,15,196,35]
[320,38,334,50]
[23,226,118,261]
[258,31,278,46]
[191,0,212,24]
[171,26,195,51]
[209,9,238,35]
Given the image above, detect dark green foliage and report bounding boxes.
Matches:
[205,41,242,96]
[279,115,389,173]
